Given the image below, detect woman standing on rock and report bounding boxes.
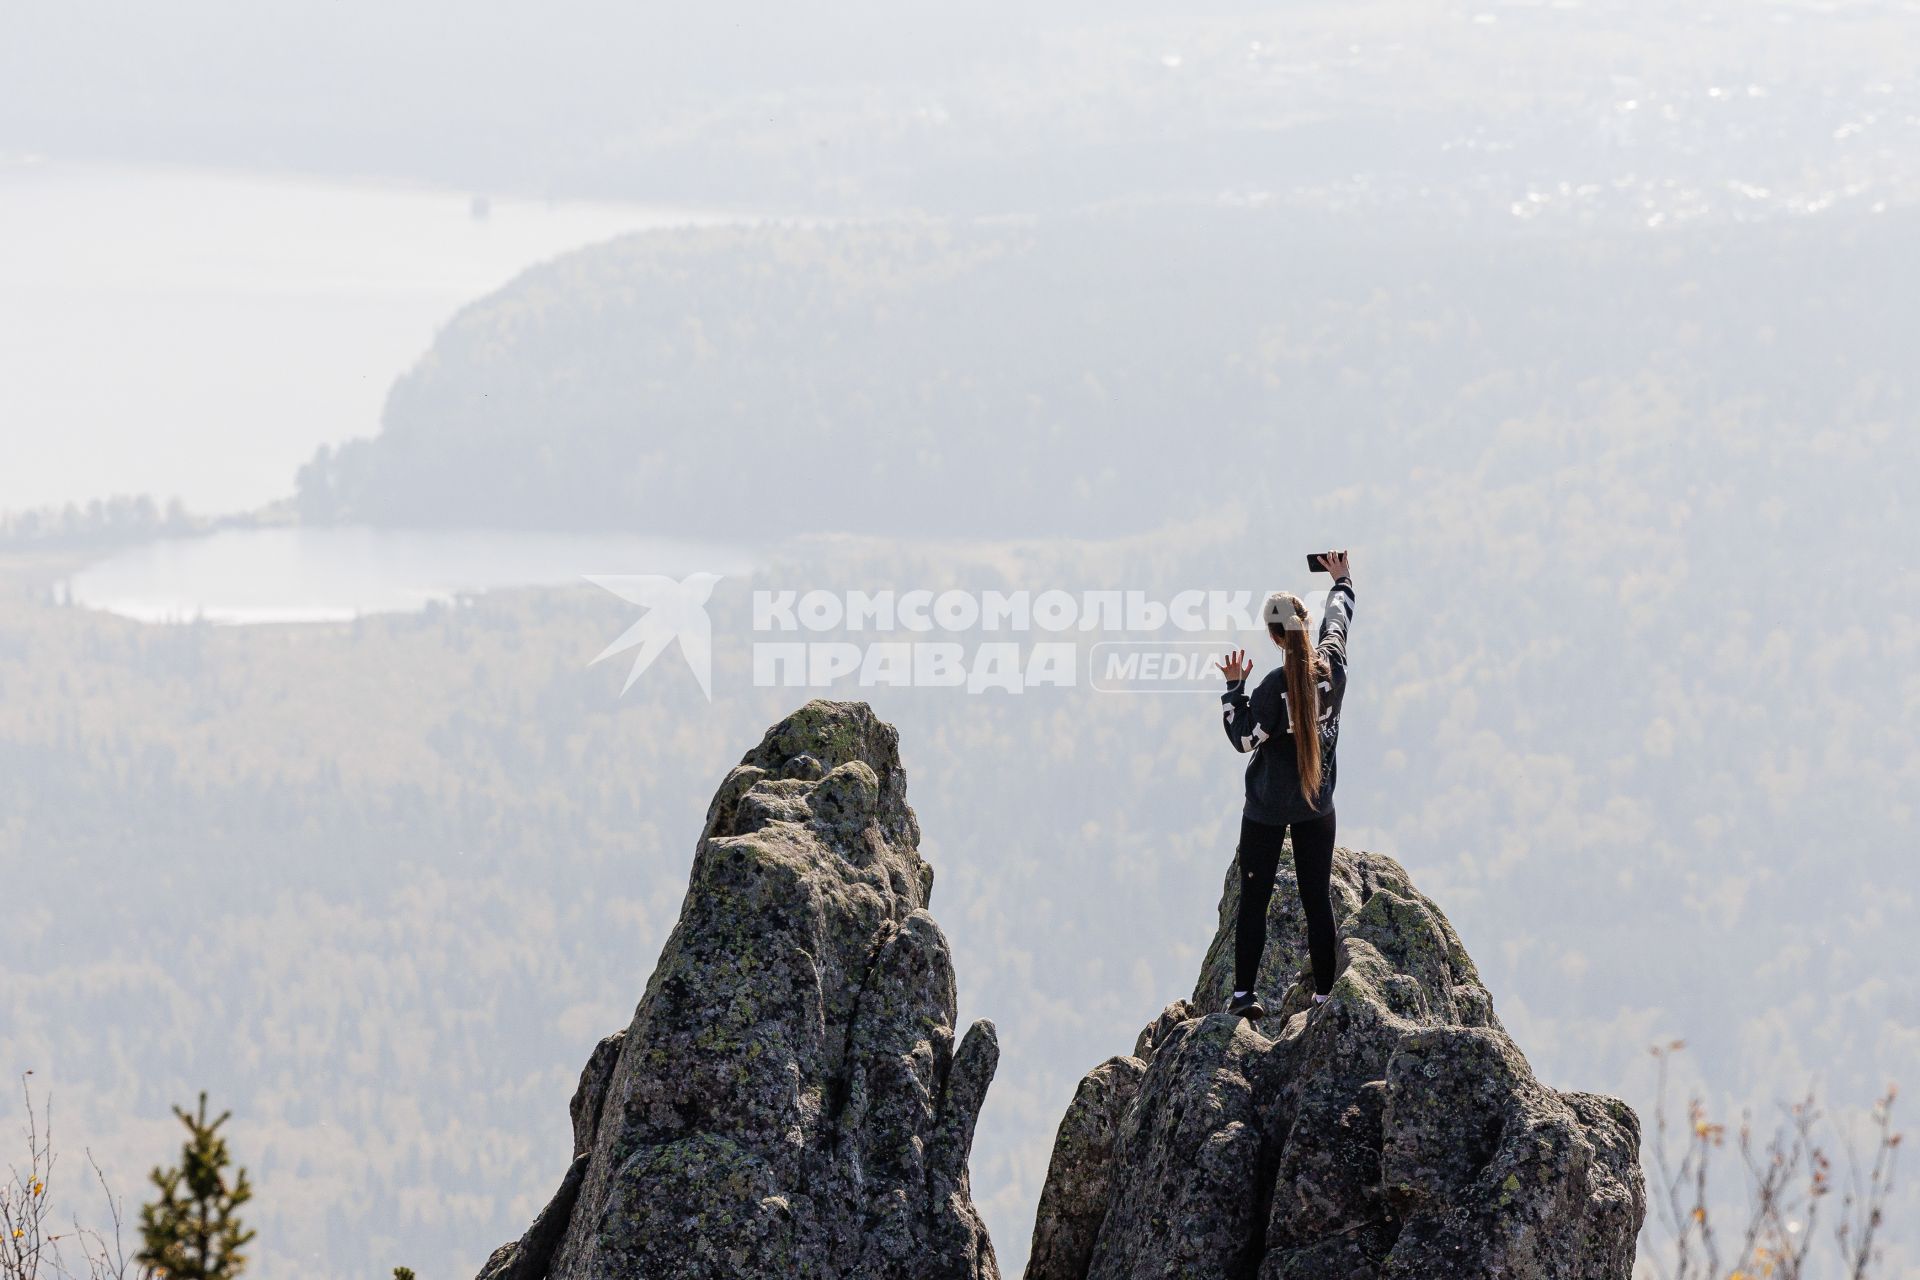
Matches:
[1216,550,1354,1021]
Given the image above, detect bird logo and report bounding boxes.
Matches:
[585,572,723,699]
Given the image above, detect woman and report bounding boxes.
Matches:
[1215,550,1355,1021]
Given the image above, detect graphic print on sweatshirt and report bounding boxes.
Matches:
[1219,577,1354,825]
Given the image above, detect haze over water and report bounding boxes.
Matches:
[0,159,758,514]
[4,3,1918,1276]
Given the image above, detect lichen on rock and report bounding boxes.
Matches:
[477,701,998,1280]
[476,702,1640,1280]
[1026,845,1646,1280]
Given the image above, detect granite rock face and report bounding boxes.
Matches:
[1026,845,1645,1280]
[478,701,999,1280]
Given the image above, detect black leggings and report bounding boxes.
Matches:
[1234,811,1337,996]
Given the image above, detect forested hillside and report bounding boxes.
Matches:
[10,0,1920,1272]
[298,207,1917,540]
[5,468,1917,1274]
[7,199,1918,1279]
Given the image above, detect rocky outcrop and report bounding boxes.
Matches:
[1026,846,1645,1280]
[478,701,999,1280]
[477,702,1641,1279]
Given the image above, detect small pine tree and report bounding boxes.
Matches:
[137,1093,255,1280]
[393,1269,417,1280]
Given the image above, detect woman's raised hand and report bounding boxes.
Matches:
[1322,549,1351,580]
[1217,648,1253,683]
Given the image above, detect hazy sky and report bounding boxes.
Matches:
[0,162,762,512]
[3,3,1916,1278]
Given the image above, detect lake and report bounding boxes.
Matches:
[0,157,784,515]
[65,526,756,624]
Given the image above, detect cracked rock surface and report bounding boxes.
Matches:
[477,701,998,1280]
[1025,845,1645,1280]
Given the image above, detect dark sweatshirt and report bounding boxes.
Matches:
[1220,576,1355,825]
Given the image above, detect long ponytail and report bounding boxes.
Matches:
[1266,592,1325,807]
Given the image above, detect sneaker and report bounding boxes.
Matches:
[1227,991,1265,1021]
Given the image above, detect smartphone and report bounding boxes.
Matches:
[1306,551,1340,573]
